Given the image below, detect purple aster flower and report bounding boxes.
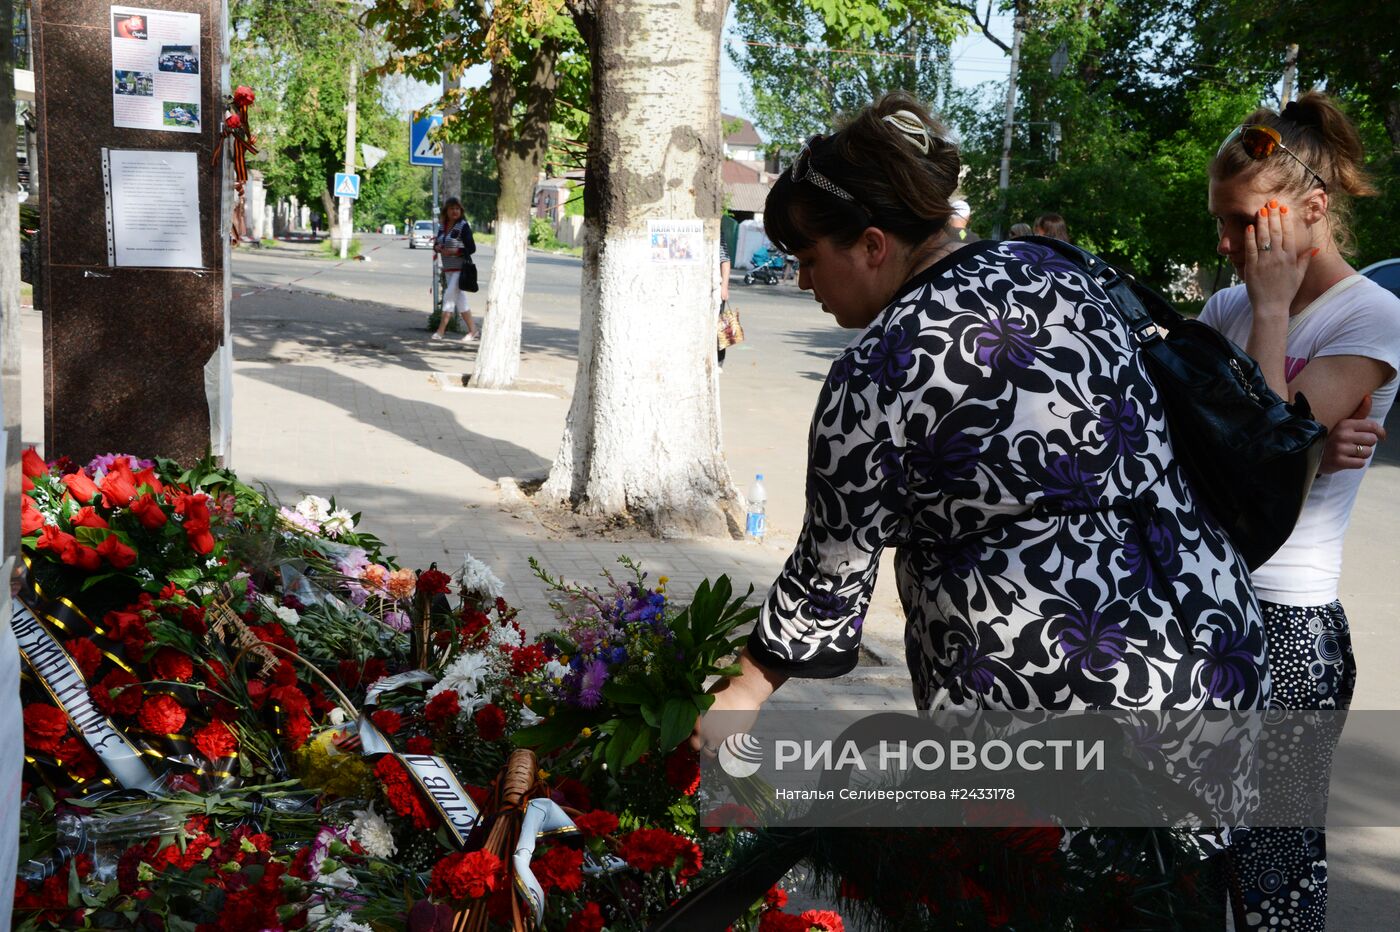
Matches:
[974,317,1038,370]
[577,659,609,709]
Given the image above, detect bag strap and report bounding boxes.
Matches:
[1017,235,1176,349]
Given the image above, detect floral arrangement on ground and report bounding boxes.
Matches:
[15,450,1218,931]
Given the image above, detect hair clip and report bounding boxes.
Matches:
[881,110,932,154]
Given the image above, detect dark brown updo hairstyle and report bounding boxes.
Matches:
[1209,92,1377,257]
[763,92,961,255]
[1034,213,1070,242]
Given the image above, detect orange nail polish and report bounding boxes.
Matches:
[1311,247,1320,257]
[1280,205,1288,214]
[1269,199,1278,209]
[1261,207,1269,218]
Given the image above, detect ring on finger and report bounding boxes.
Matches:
[1356,443,1366,457]
[1260,242,1272,252]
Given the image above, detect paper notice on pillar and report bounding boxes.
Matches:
[648,219,704,263]
[110,5,202,133]
[103,148,203,268]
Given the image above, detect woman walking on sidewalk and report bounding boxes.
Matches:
[431,197,479,342]
[1203,92,1400,931]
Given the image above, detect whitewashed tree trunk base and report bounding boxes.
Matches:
[543,1,741,540]
[474,216,528,389]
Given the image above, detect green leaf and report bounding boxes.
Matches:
[659,697,700,752]
[601,682,653,706]
[621,721,654,768]
[79,572,118,592]
[639,703,661,729]
[511,709,591,753]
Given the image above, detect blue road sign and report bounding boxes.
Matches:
[410,113,445,167]
[333,172,361,199]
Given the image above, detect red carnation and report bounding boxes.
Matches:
[531,845,584,893]
[100,457,139,508]
[224,112,243,129]
[64,637,104,679]
[798,910,844,932]
[375,755,434,829]
[138,694,187,734]
[69,506,110,530]
[473,703,507,741]
[764,885,788,911]
[91,668,143,717]
[232,85,256,107]
[424,689,460,726]
[56,736,100,781]
[130,493,167,529]
[617,828,691,874]
[511,643,547,677]
[60,471,100,503]
[573,810,619,838]
[758,913,807,932]
[666,745,702,796]
[192,720,238,762]
[21,447,47,478]
[405,735,434,755]
[566,902,606,932]
[429,850,502,902]
[96,533,137,569]
[417,569,452,596]
[23,704,69,754]
[180,604,207,635]
[150,647,195,683]
[370,709,403,735]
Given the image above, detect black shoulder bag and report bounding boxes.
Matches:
[1021,236,1327,571]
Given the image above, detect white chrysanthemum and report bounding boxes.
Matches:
[274,604,299,626]
[427,651,492,702]
[459,553,505,600]
[331,916,373,932]
[323,508,356,538]
[348,804,397,859]
[321,866,357,891]
[544,660,570,683]
[490,623,525,649]
[296,494,333,523]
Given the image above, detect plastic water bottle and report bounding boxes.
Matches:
[746,474,767,541]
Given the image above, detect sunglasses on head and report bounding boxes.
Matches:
[790,139,869,212]
[1217,124,1327,191]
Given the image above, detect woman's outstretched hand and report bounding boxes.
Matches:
[689,647,787,756]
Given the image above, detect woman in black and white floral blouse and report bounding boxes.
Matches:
[692,95,1271,745]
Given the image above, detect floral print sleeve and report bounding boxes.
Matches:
[747,308,932,678]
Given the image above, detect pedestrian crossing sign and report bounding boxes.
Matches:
[410,113,445,166]
[334,172,361,199]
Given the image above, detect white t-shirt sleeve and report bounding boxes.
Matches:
[1311,282,1400,379]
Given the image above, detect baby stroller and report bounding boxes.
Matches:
[743,246,785,285]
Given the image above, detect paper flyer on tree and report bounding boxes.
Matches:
[103,148,203,268]
[648,219,703,263]
[110,5,202,133]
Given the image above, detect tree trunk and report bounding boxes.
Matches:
[475,38,562,390]
[320,187,339,238]
[543,0,741,538]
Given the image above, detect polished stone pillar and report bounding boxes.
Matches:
[34,0,228,464]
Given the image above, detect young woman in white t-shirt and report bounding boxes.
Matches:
[1203,92,1400,931]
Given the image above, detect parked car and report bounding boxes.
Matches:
[1359,258,1400,299]
[410,220,435,249]
[381,223,397,235]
